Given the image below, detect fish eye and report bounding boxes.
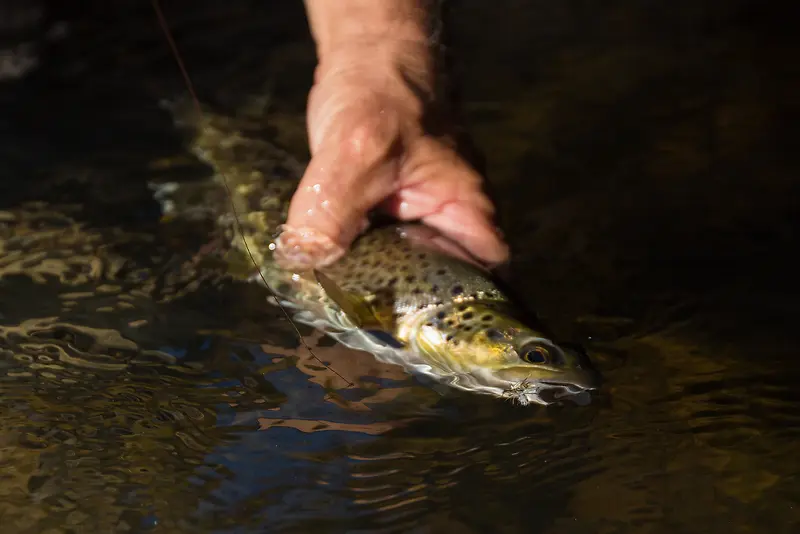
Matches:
[519,345,549,364]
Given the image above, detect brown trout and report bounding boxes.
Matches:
[151,97,600,406]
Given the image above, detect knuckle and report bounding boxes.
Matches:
[310,89,401,163]
[341,112,397,161]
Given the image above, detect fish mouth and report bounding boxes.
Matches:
[503,378,598,407]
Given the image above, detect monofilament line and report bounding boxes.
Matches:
[151,0,354,388]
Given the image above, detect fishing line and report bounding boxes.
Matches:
[151,0,354,388]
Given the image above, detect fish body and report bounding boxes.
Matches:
[152,98,600,406]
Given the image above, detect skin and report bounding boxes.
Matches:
[274,0,510,272]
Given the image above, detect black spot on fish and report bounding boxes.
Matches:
[463,326,472,332]
[431,284,439,291]
[457,304,467,312]
[421,262,430,268]
[445,334,454,342]
[406,275,416,283]
[436,311,446,319]
[463,312,474,320]
[451,285,464,296]
[445,320,455,327]
[486,328,504,341]
[436,269,447,276]
[482,314,493,322]
[412,288,422,294]
[387,277,397,286]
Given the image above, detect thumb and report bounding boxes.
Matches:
[274,115,401,271]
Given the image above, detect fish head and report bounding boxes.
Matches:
[410,302,601,406]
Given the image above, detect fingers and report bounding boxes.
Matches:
[422,203,509,267]
[385,137,510,266]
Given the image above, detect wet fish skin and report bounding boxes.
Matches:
[153,98,601,406]
[305,223,600,405]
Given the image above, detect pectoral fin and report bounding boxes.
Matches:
[313,269,392,330]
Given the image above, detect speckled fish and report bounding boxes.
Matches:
[151,97,601,406]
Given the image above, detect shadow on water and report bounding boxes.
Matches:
[0,0,798,533]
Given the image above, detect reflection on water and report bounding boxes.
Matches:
[1,1,798,533]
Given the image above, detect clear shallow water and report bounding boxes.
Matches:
[0,1,798,533]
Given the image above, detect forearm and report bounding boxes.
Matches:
[303,0,439,96]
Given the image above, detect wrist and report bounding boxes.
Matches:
[317,41,436,102]
[304,0,439,101]
[304,0,435,58]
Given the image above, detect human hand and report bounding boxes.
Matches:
[274,42,509,271]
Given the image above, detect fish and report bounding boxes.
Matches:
[150,97,601,407]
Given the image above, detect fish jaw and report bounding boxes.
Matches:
[502,378,597,407]
[482,353,601,406]
[436,364,598,407]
